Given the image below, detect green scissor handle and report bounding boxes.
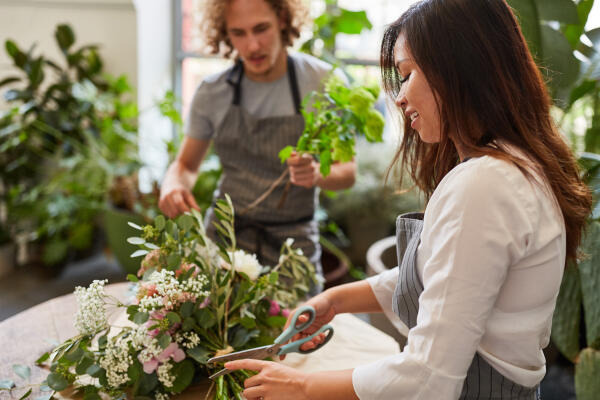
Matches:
[274,305,334,355]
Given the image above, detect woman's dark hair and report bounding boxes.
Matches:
[381,0,591,263]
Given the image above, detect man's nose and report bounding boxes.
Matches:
[247,34,260,53]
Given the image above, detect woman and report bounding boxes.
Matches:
[225,0,592,399]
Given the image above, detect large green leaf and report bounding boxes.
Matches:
[579,221,600,348]
[55,24,75,53]
[552,264,582,361]
[575,348,600,400]
[508,0,542,59]
[335,9,372,35]
[563,0,594,48]
[536,0,579,24]
[541,25,580,97]
[169,360,194,394]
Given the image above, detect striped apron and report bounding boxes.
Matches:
[205,55,322,282]
[392,212,541,399]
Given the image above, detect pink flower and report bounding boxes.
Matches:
[142,358,158,374]
[138,249,164,277]
[175,262,199,278]
[199,297,211,309]
[139,342,186,374]
[281,308,291,318]
[268,300,280,316]
[157,342,186,363]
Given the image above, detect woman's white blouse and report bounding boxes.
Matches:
[352,155,566,399]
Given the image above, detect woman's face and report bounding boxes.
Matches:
[393,35,441,143]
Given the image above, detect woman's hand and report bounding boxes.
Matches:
[225,360,310,400]
[280,292,337,360]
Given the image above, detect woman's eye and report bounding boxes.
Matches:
[399,73,411,84]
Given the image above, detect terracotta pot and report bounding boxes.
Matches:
[322,247,349,289]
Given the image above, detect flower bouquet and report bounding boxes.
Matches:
[30,195,318,399]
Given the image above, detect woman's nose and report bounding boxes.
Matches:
[394,90,407,111]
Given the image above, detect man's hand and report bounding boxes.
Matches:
[158,184,200,219]
[287,152,322,189]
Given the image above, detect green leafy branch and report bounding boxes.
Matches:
[279,72,384,176]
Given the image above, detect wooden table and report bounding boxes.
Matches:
[0,283,399,399]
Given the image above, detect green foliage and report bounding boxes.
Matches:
[507,0,582,103]
[575,348,600,400]
[279,73,384,177]
[0,24,141,266]
[510,7,600,398]
[300,0,372,63]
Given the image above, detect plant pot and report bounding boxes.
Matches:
[345,215,391,267]
[104,207,147,275]
[322,247,349,289]
[365,236,407,348]
[0,242,15,279]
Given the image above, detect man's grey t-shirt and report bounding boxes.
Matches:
[186,52,340,140]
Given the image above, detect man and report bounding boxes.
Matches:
[159,0,356,286]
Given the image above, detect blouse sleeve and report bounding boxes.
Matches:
[352,161,536,399]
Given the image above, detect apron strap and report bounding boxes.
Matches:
[286,55,301,114]
[226,58,244,106]
[226,54,301,114]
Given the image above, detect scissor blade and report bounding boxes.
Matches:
[207,344,279,364]
[209,368,232,380]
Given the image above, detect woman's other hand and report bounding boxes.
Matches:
[225,360,310,400]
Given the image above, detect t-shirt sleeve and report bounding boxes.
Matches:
[352,161,536,399]
[186,82,216,141]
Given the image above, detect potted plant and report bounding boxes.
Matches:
[0,24,138,269]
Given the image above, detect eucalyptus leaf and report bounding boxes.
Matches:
[177,214,194,233]
[133,311,149,324]
[166,312,182,324]
[0,379,15,390]
[75,356,94,375]
[47,372,68,391]
[157,333,171,349]
[155,215,166,231]
[169,360,194,393]
[12,365,30,381]
[187,346,211,364]
[180,302,194,318]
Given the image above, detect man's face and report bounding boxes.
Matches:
[225,0,286,81]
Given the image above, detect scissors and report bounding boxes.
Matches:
[207,305,334,379]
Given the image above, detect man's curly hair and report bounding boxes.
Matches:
[201,0,309,58]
